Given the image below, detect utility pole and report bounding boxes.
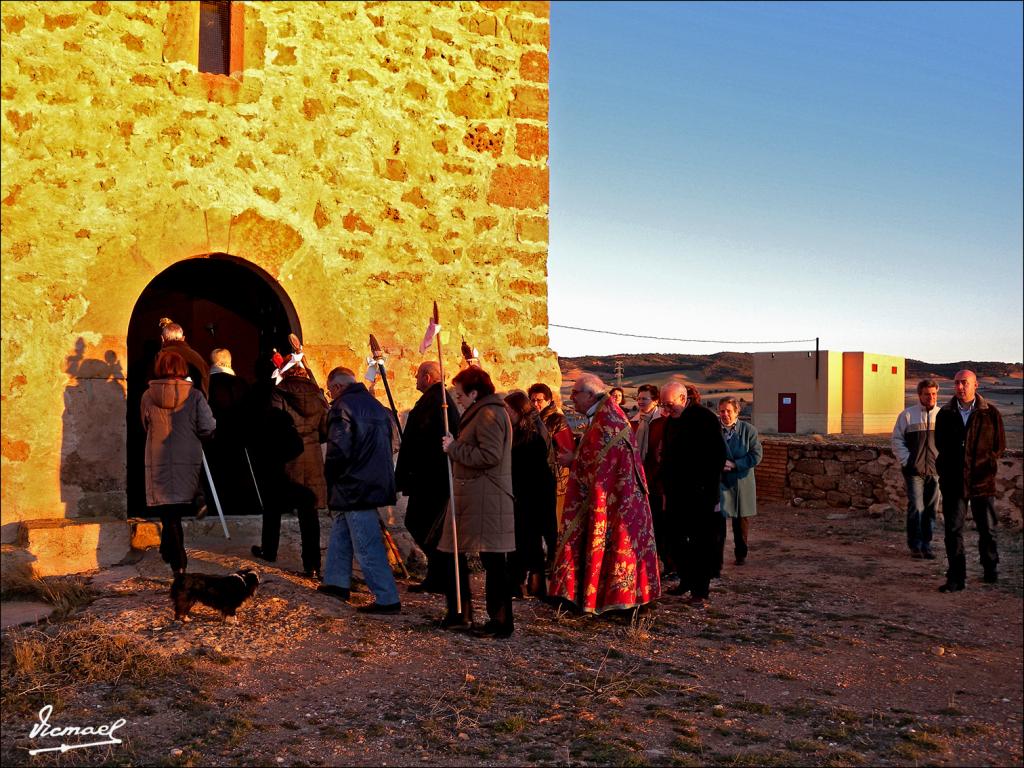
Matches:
[614,360,624,388]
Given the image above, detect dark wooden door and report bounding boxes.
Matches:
[778,393,797,433]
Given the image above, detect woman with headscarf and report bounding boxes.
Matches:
[141,349,216,574]
[440,367,515,638]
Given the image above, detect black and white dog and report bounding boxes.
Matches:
[171,568,260,622]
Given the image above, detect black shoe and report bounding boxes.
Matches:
[921,549,936,560]
[439,612,472,630]
[471,620,513,639]
[408,580,438,594]
[509,584,525,600]
[317,584,350,601]
[357,602,401,615]
[735,557,746,566]
[667,584,691,597]
[251,546,276,564]
[295,568,321,581]
[983,571,998,584]
[910,549,923,559]
[938,580,965,593]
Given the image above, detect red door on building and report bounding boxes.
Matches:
[778,393,797,433]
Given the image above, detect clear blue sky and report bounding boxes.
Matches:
[547,1,1024,363]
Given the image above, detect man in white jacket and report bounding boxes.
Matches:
[891,379,941,559]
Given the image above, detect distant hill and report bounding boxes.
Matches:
[558,352,754,382]
[558,353,1022,383]
[904,359,1023,380]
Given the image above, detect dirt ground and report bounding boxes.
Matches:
[3,504,1022,767]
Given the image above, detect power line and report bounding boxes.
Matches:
[549,323,816,346]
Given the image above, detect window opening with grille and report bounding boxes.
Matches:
[199,1,232,75]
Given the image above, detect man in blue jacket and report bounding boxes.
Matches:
[318,367,401,614]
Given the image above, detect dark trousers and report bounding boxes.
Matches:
[905,474,939,553]
[731,516,751,561]
[152,503,193,573]
[444,552,513,630]
[262,504,321,572]
[423,549,445,590]
[405,494,447,588]
[509,508,546,587]
[943,495,999,583]
[669,500,722,599]
[542,509,558,570]
[649,490,674,573]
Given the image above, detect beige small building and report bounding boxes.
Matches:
[752,351,843,435]
[753,350,904,436]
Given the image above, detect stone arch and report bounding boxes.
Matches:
[125,254,301,514]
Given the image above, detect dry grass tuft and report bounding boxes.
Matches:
[625,607,656,642]
[560,649,662,701]
[2,617,182,717]
[0,571,94,619]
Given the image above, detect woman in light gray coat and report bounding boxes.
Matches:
[718,397,762,566]
[440,366,515,637]
[141,350,216,574]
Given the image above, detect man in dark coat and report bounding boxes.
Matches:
[253,360,328,578]
[318,367,401,614]
[394,361,460,593]
[246,357,304,566]
[528,382,571,559]
[206,348,257,515]
[935,369,1006,592]
[659,381,727,605]
[156,321,210,395]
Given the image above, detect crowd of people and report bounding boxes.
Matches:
[140,320,1006,637]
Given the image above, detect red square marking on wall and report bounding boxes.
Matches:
[891,366,898,374]
[871,363,878,372]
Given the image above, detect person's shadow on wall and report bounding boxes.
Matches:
[61,338,127,519]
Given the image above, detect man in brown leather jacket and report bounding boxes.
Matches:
[934,369,1006,592]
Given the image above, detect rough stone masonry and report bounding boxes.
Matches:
[1,1,558,538]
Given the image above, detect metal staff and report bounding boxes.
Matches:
[369,334,403,440]
[434,301,463,615]
[366,335,410,577]
[243,447,264,511]
[201,450,230,539]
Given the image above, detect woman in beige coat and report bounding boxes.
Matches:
[141,350,216,574]
[440,366,515,637]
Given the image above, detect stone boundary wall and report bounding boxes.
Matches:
[755,438,1023,528]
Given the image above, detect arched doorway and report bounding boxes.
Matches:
[126,254,300,515]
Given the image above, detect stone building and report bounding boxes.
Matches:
[1,1,557,560]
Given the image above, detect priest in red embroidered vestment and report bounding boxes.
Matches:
[549,373,661,614]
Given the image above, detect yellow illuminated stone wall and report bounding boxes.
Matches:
[1,0,556,537]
